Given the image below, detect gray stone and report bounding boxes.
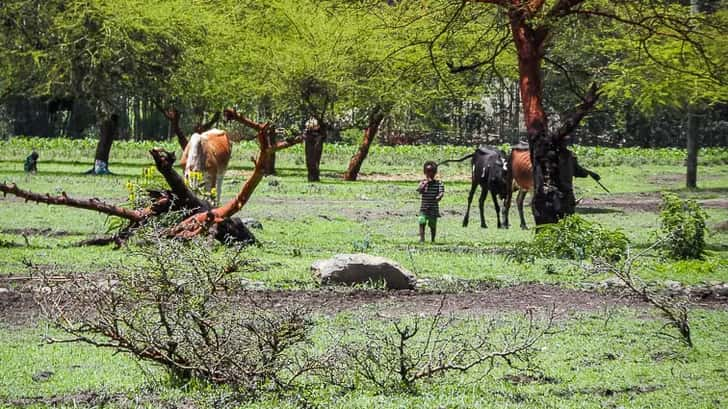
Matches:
[311,253,416,290]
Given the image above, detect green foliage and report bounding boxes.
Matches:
[524,215,629,262]
[658,193,708,260]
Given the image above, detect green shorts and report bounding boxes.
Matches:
[418,213,437,227]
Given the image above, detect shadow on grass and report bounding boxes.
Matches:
[575,207,624,215]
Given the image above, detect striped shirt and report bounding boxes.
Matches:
[418,180,444,217]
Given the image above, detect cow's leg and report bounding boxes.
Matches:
[502,182,513,229]
[204,168,217,203]
[215,171,226,205]
[492,191,503,228]
[478,186,488,228]
[517,189,528,229]
[463,182,477,227]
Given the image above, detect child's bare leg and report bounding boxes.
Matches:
[430,225,436,242]
[419,224,425,243]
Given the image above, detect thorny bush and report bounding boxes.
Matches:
[332,300,556,394]
[34,227,557,400]
[36,227,332,395]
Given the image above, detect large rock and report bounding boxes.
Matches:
[311,254,416,290]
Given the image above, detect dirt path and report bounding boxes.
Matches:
[580,196,728,212]
[2,280,725,327]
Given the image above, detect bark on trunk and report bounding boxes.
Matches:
[305,128,325,182]
[263,151,276,176]
[344,108,385,181]
[686,105,698,189]
[90,114,118,174]
[509,17,560,225]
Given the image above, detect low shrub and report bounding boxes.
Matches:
[658,193,708,260]
[516,215,629,262]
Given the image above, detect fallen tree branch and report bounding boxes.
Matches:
[1,182,145,222]
[169,109,304,239]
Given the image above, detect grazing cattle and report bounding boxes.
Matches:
[440,146,509,229]
[503,142,604,229]
[180,129,232,204]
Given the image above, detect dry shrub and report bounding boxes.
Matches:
[35,227,329,395]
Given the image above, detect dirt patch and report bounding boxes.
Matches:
[0,227,73,237]
[647,174,685,185]
[579,195,728,212]
[555,384,664,398]
[0,391,198,409]
[2,391,126,408]
[3,277,726,328]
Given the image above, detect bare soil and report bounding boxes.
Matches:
[579,195,728,212]
[2,277,725,328]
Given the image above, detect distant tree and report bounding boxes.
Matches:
[0,0,202,173]
[601,1,728,188]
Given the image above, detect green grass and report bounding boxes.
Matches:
[0,138,727,407]
[1,309,726,408]
[1,139,727,285]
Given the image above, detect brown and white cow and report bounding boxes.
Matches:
[503,142,604,229]
[180,128,232,204]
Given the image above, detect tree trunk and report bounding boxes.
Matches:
[686,105,698,189]
[305,126,325,182]
[90,114,118,174]
[510,19,561,226]
[344,107,385,181]
[263,151,276,176]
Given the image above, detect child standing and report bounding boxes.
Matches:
[417,161,444,243]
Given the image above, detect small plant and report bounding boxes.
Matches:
[517,215,629,262]
[592,239,694,348]
[334,300,554,394]
[658,193,707,260]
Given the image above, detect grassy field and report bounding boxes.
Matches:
[1,138,727,408]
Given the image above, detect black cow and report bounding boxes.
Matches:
[440,146,509,229]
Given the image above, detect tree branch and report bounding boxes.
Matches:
[158,106,187,149]
[553,82,599,141]
[223,108,265,131]
[194,111,221,133]
[0,182,145,222]
[170,111,304,239]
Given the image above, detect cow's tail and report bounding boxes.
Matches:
[438,154,473,166]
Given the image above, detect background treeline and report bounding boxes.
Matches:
[1,0,726,149]
[3,92,727,147]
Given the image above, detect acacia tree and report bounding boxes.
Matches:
[0,0,201,173]
[381,0,721,224]
[601,2,728,188]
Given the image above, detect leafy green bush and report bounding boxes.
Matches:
[520,215,629,262]
[658,193,708,260]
